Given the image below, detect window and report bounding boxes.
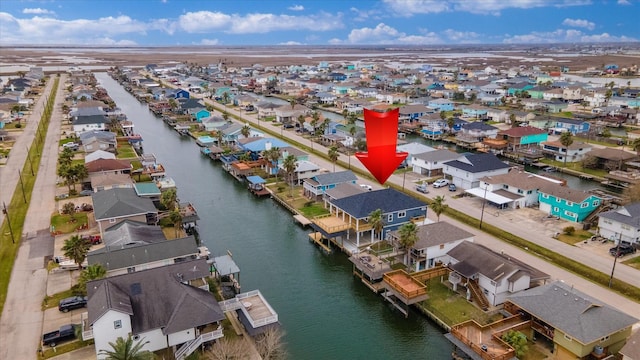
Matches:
[517,189,523,194]
[398,211,406,218]
[503,185,508,189]
[127,267,136,273]
[564,334,572,341]
[566,201,573,206]
[527,190,532,194]
[133,335,140,341]
[600,335,610,342]
[593,200,600,206]
[387,214,393,222]
[554,207,559,212]
[565,210,576,217]
[114,320,122,329]
[439,244,445,249]
[581,203,588,208]
[542,194,549,199]
[109,218,116,224]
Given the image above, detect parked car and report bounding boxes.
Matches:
[79,189,93,196]
[62,142,79,150]
[81,234,101,245]
[42,324,76,347]
[58,296,88,312]
[609,244,637,257]
[360,184,372,191]
[416,184,429,194]
[448,184,457,192]
[432,179,449,188]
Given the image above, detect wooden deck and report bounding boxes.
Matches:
[312,215,351,234]
[383,270,428,305]
[293,214,311,226]
[309,232,332,253]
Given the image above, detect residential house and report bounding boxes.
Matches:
[411,149,461,176]
[73,114,109,134]
[323,182,367,203]
[89,173,134,192]
[460,104,489,120]
[427,98,454,111]
[190,108,211,123]
[505,281,638,359]
[388,221,474,271]
[274,104,309,124]
[85,158,132,175]
[586,148,638,171]
[544,100,570,113]
[85,150,116,163]
[457,122,498,143]
[486,108,508,123]
[200,115,226,132]
[86,260,225,360]
[446,241,550,307]
[79,130,117,153]
[471,171,562,209]
[324,188,427,246]
[443,153,511,190]
[281,160,321,185]
[254,101,279,119]
[303,170,357,199]
[87,220,201,276]
[498,126,548,152]
[550,117,590,135]
[537,183,601,222]
[398,104,431,123]
[619,329,640,360]
[397,142,434,168]
[597,202,640,246]
[562,86,584,102]
[92,188,158,236]
[541,140,592,162]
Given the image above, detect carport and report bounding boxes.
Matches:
[465,188,516,209]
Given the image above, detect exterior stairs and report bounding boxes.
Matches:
[467,280,490,311]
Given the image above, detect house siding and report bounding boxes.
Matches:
[538,194,600,222]
[167,328,196,347]
[138,328,168,352]
[597,217,640,245]
[94,311,133,360]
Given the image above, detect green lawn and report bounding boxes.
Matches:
[116,145,137,159]
[50,213,89,234]
[622,256,640,270]
[420,278,490,326]
[556,229,594,245]
[40,339,93,359]
[42,289,75,310]
[298,202,329,218]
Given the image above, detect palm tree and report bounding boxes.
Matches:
[78,264,107,295]
[446,117,455,133]
[289,98,296,110]
[631,138,640,155]
[282,154,297,197]
[160,188,178,211]
[397,222,418,268]
[265,147,281,181]
[559,131,574,167]
[98,335,154,360]
[368,209,384,241]
[168,210,183,238]
[58,147,74,168]
[62,235,91,269]
[342,109,349,125]
[241,124,251,139]
[430,195,448,222]
[297,114,306,132]
[328,146,339,172]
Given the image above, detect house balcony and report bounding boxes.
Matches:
[311,214,351,235]
[80,312,93,341]
[382,270,428,305]
[449,315,529,360]
[175,325,223,360]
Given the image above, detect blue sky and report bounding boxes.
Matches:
[0,0,638,46]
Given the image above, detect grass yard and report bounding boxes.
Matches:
[556,229,594,245]
[116,145,137,159]
[298,202,329,218]
[420,278,491,326]
[623,256,640,270]
[42,289,75,310]
[50,212,89,234]
[39,339,94,359]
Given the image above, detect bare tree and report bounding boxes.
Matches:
[255,327,287,360]
[206,338,250,360]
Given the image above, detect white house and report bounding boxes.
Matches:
[411,149,461,177]
[445,241,550,307]
[85,260,225,360]
[72,114,108,134]
[598,202,640,245]
[540,140,592,162]
[443,153,511,190]
[473,171,562,209]
[388,221,474,271]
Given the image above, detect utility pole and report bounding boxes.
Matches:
[17,170,27,203]
[609,233,623,288]
[26,147,34,175]
[479,182,488,229]
[2,202,15,244]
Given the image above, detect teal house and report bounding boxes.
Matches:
[498,126,548,149]
[538,184,601,222]
[190,108,211,122]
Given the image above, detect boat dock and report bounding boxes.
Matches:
[308,232,332,254]
[293,214,311,227]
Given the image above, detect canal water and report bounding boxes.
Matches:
[95,73,452,359]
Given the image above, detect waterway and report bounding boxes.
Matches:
[95,72,452,359]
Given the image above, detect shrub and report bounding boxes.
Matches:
[14,123,22,128]
[563,226,576,235]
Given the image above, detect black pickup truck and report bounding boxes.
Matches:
[42,324,76,347]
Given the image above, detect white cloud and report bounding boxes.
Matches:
[344,23,404,44]
[442,29,481,43]
[383,0,590,16]
[288,5,304,11]
[22,8,54,15]
[562,18,595,30]
[200,38,219,45]
[617,0,631,4]
[349,7,383,21]
[177,11,342,34]
[93,37,137,46]
[503,29,637,44]
[279,41,304,45]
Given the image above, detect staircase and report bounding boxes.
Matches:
[466,280,490,311]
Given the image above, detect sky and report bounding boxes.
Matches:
[0,0,638,46]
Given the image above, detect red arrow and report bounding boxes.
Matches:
[355,108,408,184]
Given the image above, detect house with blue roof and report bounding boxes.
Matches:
[443,153,511,190]
[190,108,211,122]
[239,137,290,153]
[326,188,428,246]
[303,170,357,199]
[427,98,454,111]
[537,183,601,222]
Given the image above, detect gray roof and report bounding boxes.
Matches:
[390,221,474,250]
[88,235,198,271]
[598,202,640,228]
[79,130,116,143]
[538,182,596,204]
[330,188,426,219]
[619,329,640,359]
[462,122,498,131]
[444,153,511,173]
[313,170,357,185]
[414,149,461,162]
[213,255,240,276]
[447,241,549,282]
[508,281,638,344]
[87,259,224,334]
[102,220,165,247]
[324,182,365,200]
[92,188,157,221]
[397,142,434,155]
[73,114,108,125]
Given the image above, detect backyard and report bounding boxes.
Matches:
[50,212,89,234]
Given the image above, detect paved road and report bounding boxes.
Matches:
[202,96,640,319]
[0,74,67,360]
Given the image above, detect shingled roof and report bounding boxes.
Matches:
[598,202,640,227]
[390,221,474,249]
[330,188,426,219]
[508,281,638,344]
[87,259,224,335]
[444,153,511,174]
[92,188,157,221]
